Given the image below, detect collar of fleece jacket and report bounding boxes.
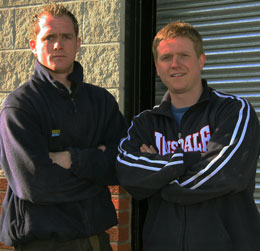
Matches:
[32,60,84,97]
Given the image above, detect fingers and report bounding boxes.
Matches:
[140,144,157,153]
[98,145,106,152]
[49,151,71,169]
[149,145,157,153]
[49,152,54,159]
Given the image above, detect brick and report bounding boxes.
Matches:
[82,0,120,44]
[109,185,119,195]
[111,242,131,251]
[0,169,5,178]
[77,45,120,89]
[0,178,7,191]
[0,51,34,92]
[109,185,128,195]
[0,241,12,250]
[106,89,120,103]
[107,226,129,242]
[15,8,34,49]
[0,0,46,7]
[0,192,6,204]
[117,211,130,225]
[112,196,131,211]
[0,9,14,50]
[0,93,9,110]
[61,2,83,39]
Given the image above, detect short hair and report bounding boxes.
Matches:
[152,21,204,61]
[30,3,79,39]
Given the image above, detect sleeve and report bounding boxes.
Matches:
[116,112,187,200]
[0,106,101,205]
[69,90,128,186]
[161,97,260,205]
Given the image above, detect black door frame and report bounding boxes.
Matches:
[124,0,156,250]
[124,0,156,120]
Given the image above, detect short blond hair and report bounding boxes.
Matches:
[152,21,204,61]
[30,3,79,39]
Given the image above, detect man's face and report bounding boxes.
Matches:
[155,36,206,99]
[30,14,81,75]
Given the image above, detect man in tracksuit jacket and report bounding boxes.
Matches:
[117,21,260,251]
[0,3,127,251]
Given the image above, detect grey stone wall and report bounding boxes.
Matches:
[0,0,125,176]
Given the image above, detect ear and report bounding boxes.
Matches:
[29,39,37,56]
[199,53,206,70]
[76,37,81,53]
[154,59,160,76]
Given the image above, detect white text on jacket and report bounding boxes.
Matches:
[154,125,211,155]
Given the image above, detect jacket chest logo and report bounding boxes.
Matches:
[51,129,61,137]
[154,125,211,155]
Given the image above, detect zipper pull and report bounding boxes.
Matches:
[178,132,182,146]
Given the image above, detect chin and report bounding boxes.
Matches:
[50,65,73,74]
[169,87,187,94]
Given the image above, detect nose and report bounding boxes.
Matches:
[171,56,179,67]
[53,39,63,50]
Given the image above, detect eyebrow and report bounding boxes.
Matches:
[44,31,75,36]
[42,32,75,38]
[160,50,192,55]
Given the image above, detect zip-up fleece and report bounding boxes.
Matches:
[0,60,127,246]
[117,80,260,251]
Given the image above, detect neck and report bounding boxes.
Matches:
[170,85,203,108]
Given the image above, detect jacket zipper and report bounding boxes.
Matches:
[182,206,187,251]
[177,131,187,251]
[70,97,81,146]
[71,98,77,113]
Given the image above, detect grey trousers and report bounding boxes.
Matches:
[14,232,112,251]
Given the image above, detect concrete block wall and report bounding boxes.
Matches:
[0,0,131,250]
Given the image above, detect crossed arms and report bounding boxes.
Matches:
[116,98,260,205]
[49,145,106,169]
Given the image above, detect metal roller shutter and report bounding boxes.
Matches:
[156,0,260,210]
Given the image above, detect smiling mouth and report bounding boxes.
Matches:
[170,73,185,77]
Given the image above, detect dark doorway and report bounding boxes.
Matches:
[124,0,156,250]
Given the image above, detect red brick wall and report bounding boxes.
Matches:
[109,186,131,251]
[0,178,131,251]
[0,178,12,251]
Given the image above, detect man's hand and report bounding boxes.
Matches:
[49,151,72,169]
[140,144,157,154]
[49,145,106,169]
[98,145,106,152]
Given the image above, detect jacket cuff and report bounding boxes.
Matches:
[183,151,201,168]
[68,147,80,172]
